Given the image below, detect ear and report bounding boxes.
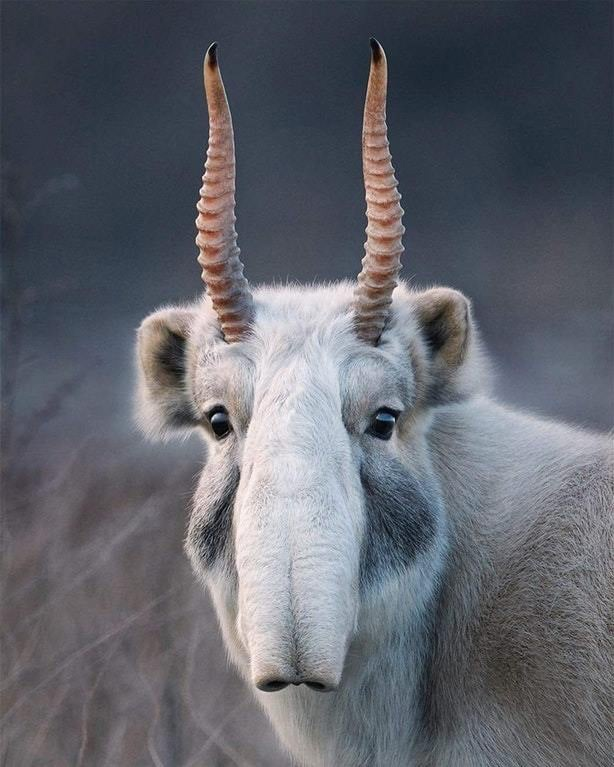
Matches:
[412,287,477,404]
[135,306,200,438]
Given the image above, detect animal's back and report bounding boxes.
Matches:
[425,401,613,766]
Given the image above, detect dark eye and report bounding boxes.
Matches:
[368,409,398,440]
[207,407,232,439]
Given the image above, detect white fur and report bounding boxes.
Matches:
[136,281,613,766]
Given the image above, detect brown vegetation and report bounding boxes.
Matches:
[1,439,288,766]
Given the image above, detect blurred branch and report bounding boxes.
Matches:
[4,435,94,517]
[23,683,68,767]
[136,666,165,767]
[101,720,127,767]
[1,162,82,458]
[1,161,26,457]
[182,694,254,767]
[0,586,180,726]
[13,365,90,456]
[181,625,254,767]
[5,495,170,636]
[75,641,119,767]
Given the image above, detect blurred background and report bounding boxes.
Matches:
[1,2,612,765]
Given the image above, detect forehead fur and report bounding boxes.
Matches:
[188,281,422,416]
[192,280,420,355]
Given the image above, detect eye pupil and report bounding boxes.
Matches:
[369,410,397,440]
[209,409,231,438]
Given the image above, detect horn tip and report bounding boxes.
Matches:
[369,37,383,63]
[206,41,218,68]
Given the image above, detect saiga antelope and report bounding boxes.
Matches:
[135,40,613,767]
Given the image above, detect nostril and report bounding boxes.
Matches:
[255,676,336,692]
[256,678,290,693]
[305,681,326,691]
[304,679,336,692]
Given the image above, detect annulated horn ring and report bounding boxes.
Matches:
[353,38,405,346]
[195,42,254,343]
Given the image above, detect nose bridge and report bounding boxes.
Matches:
[239,362,356,532]
[250,357,343,461]
[234,360,361,691]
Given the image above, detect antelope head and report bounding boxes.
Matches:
[136,40,480,694]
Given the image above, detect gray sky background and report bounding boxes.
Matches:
[3,0,613,461]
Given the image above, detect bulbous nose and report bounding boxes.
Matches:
[255,675,338,693]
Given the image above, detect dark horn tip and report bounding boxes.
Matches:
[206,41,218,68]
[369,37,383,63]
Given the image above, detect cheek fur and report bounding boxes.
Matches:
[188,465,239,571]
[359,456,439,590]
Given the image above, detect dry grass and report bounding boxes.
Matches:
[1,439,289,766]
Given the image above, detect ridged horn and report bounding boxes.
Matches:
[196,42,254,343]
[353,38,405,345]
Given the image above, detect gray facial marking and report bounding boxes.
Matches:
[189,465,240,570]
[359,457,439,590]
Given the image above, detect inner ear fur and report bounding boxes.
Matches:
[136,306,199,438]
[414,288,471,367]
[412,287,475,403]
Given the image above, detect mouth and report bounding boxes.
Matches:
[255,675,338,693]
